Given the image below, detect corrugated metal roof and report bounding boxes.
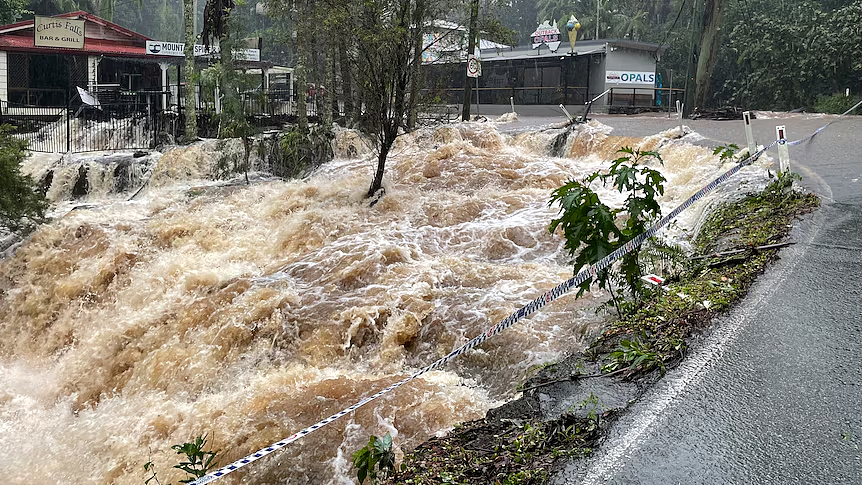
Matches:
[0,11,150,41]
[476,39,662,63]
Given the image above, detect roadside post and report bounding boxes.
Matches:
[559,104,574,121]
[776,125,790,172]
[743,111,756,156]
[676,100,683,135]
[667,69,673,119]
[510,96,515,114]
[467,53,481,118]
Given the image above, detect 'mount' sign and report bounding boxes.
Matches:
[34,16,84,49]
[146,41,260,61]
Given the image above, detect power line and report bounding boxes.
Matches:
[654,0,690,60]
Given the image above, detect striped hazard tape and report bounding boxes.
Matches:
[190,141,778,485]
[787,98,862,147]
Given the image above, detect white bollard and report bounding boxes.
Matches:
[560,104,574,122]
[510,96,516,114]
[743,111,756,156]
[776,125,790,172]
[676,100,683,135]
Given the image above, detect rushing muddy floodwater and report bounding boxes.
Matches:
[0,119,770,484]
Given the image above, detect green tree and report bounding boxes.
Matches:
[0,126,48,233]
[201,0,243,139]
[0,0,28,23]
[346,0,430,198]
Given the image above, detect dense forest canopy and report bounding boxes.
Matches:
[2,0,860,110]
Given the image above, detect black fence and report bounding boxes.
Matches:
[0,88,328,153]
[1,100,163,153]
[427,86,590,107]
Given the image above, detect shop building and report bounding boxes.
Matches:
[423,23,672,113]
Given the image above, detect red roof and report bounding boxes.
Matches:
[0,34,148,57]
[0,11,151,57]
[55,11,150,41]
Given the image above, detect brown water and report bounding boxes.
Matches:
[0,120,771,484]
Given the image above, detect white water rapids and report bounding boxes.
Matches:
[0,120,771,484]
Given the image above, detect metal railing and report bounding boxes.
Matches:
[608,87,686,109]
[0,88,339,153]
[6,88,68,107]
[424,86,590,106]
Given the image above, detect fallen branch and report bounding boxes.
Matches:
[520,367,632,393]
[689,241,794,261]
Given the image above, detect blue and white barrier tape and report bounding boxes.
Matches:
[191,141,782,484]
[787,98,862,147]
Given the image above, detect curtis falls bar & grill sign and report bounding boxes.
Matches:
[34,16,85,49]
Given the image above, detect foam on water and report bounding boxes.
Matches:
[0,120,771,484]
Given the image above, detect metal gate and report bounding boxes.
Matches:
[1,100,162,153]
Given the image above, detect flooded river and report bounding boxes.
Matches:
[0,119,771,484]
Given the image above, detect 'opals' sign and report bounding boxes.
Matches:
[606,70,656,85]
[34,16,85,49]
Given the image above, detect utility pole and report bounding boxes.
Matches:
[682,0,701,118]
[461,0,479,121]
[685,0,724,117]
[596,0,600,39]
[694,0,724,110]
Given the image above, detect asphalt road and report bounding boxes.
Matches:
[547,114,862,484]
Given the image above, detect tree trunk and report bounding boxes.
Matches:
[693,0,724,112]
[338,38,355,125]
[295,3,308,130]
[461,0,479,121]
[323,41,334,127]
[183,0,197,140]
[367,141,391,198]
[407,0,425,130]
[218,15,237,137]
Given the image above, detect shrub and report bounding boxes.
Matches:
[0,125,48,233]
[143,434,219,485]
[352,432,395,485]
[549,147,666,315]
[813,93,861,114]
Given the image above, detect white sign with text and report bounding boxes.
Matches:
[146,41,260,61]
[605,70,656,85]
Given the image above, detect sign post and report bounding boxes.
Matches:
[743,111,756,156]
[467,54,481,117]
[466,54,481,78]
[776,125,789,172]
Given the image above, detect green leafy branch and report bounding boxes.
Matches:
[352,432,395,485]
[549,147,666,315]
[143,434,220,485]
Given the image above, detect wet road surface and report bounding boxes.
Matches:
[545,114,862,484]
